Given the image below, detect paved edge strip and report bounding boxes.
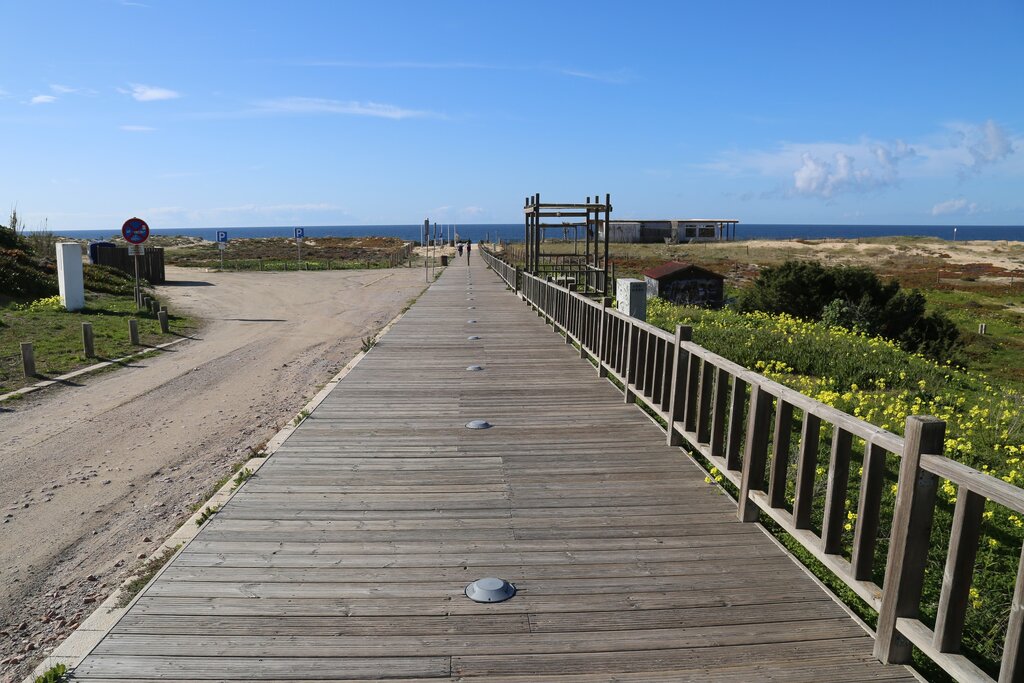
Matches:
[0,337,191,403]
[22,278,435,682]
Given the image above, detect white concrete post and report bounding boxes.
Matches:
[56,242,85,311]
[616,278,647,321]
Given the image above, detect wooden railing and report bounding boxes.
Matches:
[481,247,1024,683]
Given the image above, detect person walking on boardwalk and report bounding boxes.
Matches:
[466,239,471,264]
[457,243,463,257]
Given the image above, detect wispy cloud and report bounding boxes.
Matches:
[301,60,497,70]
[50,84,78,94]
[706,120,1020,200]
[931,198,978,216]
[559,68,632,84]
[255,97,437,119]
[122,84,181,101]
[30,95,57,104]
[300,59,632,84]
[120,125,156,132]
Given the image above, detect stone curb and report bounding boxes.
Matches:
[22,282,431,682]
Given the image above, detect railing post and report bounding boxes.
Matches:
[666,325,692,446]
[874,415,944,664]
[1001,544,1024,682]
[597,299,610,378]
[623,322,636,404]
[738,384,772,522]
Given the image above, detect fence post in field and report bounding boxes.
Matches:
[82,323,95,358]
[129,319,140,345]
[874,415,944,664]
[21,342,36,377]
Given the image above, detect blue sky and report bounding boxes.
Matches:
[2,0,1022,230]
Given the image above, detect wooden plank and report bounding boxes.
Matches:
[822,428,853,555]
[70,258,909,682]
[933,488,985,652]
[768,399,794,508]
[793,412,822,530]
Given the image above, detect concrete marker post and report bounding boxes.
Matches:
[158,310,169,333]
[129,319,140,345]
[21,342,36,377]
[82,323,95,358]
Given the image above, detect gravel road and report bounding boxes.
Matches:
[0,265,428,680]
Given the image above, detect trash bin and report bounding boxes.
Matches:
[441,255,449,266]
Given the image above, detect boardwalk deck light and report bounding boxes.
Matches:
[466,365,483,371]
[465,577,515,603]
[467,335,481,340]
[465,420,491,429]
[467,320,477,323]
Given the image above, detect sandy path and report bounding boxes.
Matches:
[0,265,428,680]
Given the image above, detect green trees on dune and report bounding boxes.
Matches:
[738,260,961,361]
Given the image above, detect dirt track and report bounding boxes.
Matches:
[0,265,428,681]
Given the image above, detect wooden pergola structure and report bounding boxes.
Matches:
[523,193,612,296]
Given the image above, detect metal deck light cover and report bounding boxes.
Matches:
[467,335,481,340]
[465,577,515,603]
[467,319,477,323]
[466,420,491,429]
[466,365,483,371]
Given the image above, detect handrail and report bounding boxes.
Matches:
[481,246,1024,683]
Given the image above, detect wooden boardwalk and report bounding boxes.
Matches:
[73,258,917,681]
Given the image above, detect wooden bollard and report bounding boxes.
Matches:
[143,296,151,311]
[158,310,169,333]
[150,299,160,315]
[129,319,139,345]
[21,342,36,377]
[82,322,95,358]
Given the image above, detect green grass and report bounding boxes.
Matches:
[0,293,196,393]
[921,288,1024,388]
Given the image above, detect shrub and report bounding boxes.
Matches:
[0,248,58,300]
[739,260,961,361]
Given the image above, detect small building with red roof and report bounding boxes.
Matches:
[642,261,725,308]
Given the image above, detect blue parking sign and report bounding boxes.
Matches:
[294,227,304,239]
[216,230,228,243]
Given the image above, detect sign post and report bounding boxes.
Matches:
[122,218,150,308]
[294,227,305,270]
[216,230,228,269]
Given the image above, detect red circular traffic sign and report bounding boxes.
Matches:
[122,217,150,244]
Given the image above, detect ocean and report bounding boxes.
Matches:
[34,223,1024,243]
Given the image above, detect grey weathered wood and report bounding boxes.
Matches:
[1001,542,1024,682]
[851,441,886,580]
[128,318,140,345]
[72,258,917,682]
[725,377,747,472]
[821,428,853,555]
[666,325,691,447]
[793,412,822,531]
[683,352,701,433]
[82,322,95,357]
[739,385,772,522]
[21,341,35,377]
[768,400,794,509]
[696,359,715,445]
[934,488,984,653]
[709,366,730,459]
[158,310,169,333]
[874,416,944,664]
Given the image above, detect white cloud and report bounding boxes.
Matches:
[255,97,435,120]
[706,119,1018,200]
[50,84,77,94]
[124,84,180,101]
[120,125,156,132]
[951,119,1015,173]
[931,198,978,216]
[30,95,57,104]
